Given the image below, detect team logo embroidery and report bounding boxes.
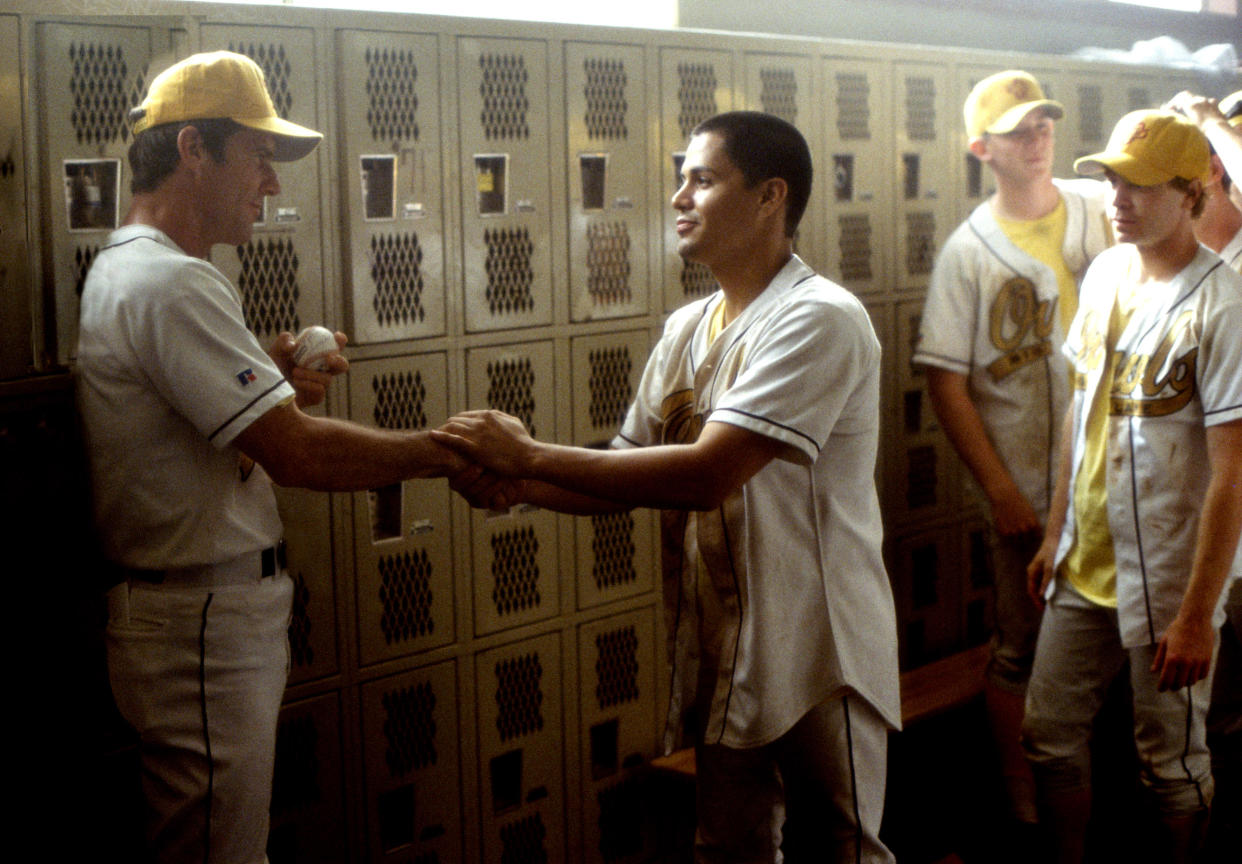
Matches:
[1109,310,1197,417]
[660,389,704,445]
[986,277,1057,381]
[1006,79,1030,100]
[237,368,257,386]
[1127,122,1150,145]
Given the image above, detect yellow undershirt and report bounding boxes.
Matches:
[994,198,1078,336]
[708,298,728,343]
[1062,279,1146,607]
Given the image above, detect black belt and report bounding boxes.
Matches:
[127,541,286,586]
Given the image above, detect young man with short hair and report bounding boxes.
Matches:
[914,70,1112,832]
[77,52,464,863]
[436,111,900,863]
[1023,110,1242,864]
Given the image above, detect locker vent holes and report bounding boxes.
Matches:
[759,67,798,125]
[500,813,548,860]
[372,370,429,430]
[67,42,147,145]
[587,346,633,431]
[74,244,100,297]
[592,512,637,590]
[272,712,322,816]
[835,73,871,140]
[485,357,537,436]
[837,214,873,282]
[370,233,427,326]
[595,625,640,708]
[904,76,937,142]
[680,260,715,300]
[904,212,936,277]
[494,652,545,740]
[676,62,718,138]
[491,526,542,615]
[237,238,301,338]
[483,228,536,316]
[379,550,435,644]
[586,223,632,306]
[382,680,438,775]
[230,42,293,119]
[289,571,315,667]
[584,58,628,140]
[480,53,530,140]
[365,47,420,143]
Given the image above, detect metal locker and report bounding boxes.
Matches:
[889,523,964,670]
[277,486,340,684]
[269,693,348,864]
[578,607,659,864]
[466,340,560,635]
[348,353,456,665]
[742,51,819,269]
[822,55,893,296]
[961,519,997,650]
[659,46,733,313]
[888,298,959,524]
[200,25,327,346]
[360,660,463,864]
[457,36,553,332]
[476,631,566,864]
[893,61,952,295]
[1,14,31,379]
[564,40,650,323]
[35,20,178,366]
[569,330,655,610]
[336,29,447,344]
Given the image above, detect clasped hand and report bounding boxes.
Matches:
[434,410,534,511]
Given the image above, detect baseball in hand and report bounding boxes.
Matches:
[292,325,339,371]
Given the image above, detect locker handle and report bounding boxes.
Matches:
[410,519,435,535]
[527,785,548,803]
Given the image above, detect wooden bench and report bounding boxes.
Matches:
[650,643,991,778]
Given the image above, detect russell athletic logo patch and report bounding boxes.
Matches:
[237,368,257,386]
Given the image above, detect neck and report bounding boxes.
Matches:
[991,173,1060,221]
[709,240,794,322]
[1193,191,1242,254]
[1135,223,1200,282]
[124,178,212,259]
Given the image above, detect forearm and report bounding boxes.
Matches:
[517,479,632,516]
[926,371,1017,502]
[1043,407,1075,546]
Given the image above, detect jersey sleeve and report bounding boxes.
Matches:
[710,291,879,463]
[913,227,977,375]
[128,259,294,448]
[1200,279,1242,427]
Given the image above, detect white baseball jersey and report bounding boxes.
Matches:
[1055,245,1242,647]
[1220,224,1242,273]
[914,179,1112,519]
[77,225,294,570]
[614,255,901,749]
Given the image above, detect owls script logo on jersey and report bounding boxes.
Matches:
[660,389,704,445]
[1109,309,1197,418]
[986,276,1057,380]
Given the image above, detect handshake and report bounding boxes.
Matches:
[432,410,539,511]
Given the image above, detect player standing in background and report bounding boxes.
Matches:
[1024,109,1242,864]
[913,70,1111,848]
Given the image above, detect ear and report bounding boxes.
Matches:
[757,176,788,217]
[968,135,991,162]
[176,124,206,168]
[1207,154,1226,188]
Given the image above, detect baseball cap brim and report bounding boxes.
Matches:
[1073,153,1170,186]
[235,115,322,162]
[984,100,1064,135]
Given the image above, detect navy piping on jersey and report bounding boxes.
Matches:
[1119,259,1220,644]
[208,380,288,442]
[665,510,690,746]
[198,593,216,864]
[100,233,162,254]
[708,498,746,745]
[1180,688,1209,809]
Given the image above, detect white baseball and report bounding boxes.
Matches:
[292,325,339,371]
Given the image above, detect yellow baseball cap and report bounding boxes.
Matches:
[964,70,1063,139]
[1221,91,1242,128]
[129,51,321,162]
[1074,110,1210,186]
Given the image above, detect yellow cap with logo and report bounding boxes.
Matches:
[129,51,322,162]
[1074,110,1210,186]
[964,70,1063,139]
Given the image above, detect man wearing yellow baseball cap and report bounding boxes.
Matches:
[1024,109,1242,863]
[78,51,466,863]
[914,70,1112,847]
